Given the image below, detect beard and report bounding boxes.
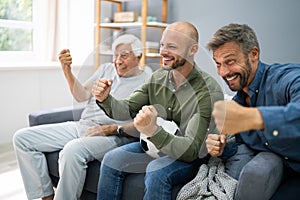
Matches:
[163,50,189,71]
[171,57,186,70]
[162,57,186,71]
[225,58,252,91]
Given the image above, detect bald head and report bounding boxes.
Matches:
[166,21,199,44]
[160,21,199,70]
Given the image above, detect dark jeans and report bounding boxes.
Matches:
[97,142,205,200]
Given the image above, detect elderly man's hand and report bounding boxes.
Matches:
[85,124,118,137]
[58,49,72,72]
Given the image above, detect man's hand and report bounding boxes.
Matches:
[212,100,264,135]
[93,79,112,102]
[134,105,158,137]
[85,124,117,137]
[205,133,226,157]
[58,49,72,72]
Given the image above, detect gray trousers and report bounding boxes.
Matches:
[13,121,135,200]
[225,144,256,180]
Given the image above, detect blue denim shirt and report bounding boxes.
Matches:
[222,61,300,172]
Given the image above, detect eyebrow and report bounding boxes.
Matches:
[223,53,236,59]
[213,52,236,61]
[213,53,236,65]
[160,42,177,46]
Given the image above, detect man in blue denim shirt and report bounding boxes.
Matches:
[205,23,300,199]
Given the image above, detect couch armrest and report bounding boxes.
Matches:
[29,105,85,126]
[234,152,283,200]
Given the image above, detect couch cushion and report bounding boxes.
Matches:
[45,151,183,199]
[45,151,100,193]
[45,151,60,178]
[234,152,283,200]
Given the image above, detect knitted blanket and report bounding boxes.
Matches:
[176,157,238,200]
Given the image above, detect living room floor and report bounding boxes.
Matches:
[0,142,26,199]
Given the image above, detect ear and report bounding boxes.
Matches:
[137,54,142,61]
[189,43,198,56]
[249,46,259,61]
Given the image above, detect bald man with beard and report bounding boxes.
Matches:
[93,21,224,200]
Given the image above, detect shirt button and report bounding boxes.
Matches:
[265,142,268,146]
[172,89,176,92]
[284,157,289,160]
[168,107,172,111]
[256,89,259,93]
[273,130,279,137]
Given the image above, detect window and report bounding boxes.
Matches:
[0,0,33,52]
[0,0,94,65]
[0,0,54,64]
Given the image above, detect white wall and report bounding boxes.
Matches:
[169,0,300,95]
[0,64,94,144]
[0,0,96,144]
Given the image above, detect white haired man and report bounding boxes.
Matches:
[13,34,151,200]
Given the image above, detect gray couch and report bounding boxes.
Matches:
[29,106,285,200]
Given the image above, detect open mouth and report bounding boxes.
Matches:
[117,65,126,71]
[162,57,173,63]
[162,57,174,67]
[226,74,238,81]
[163,57,172,61]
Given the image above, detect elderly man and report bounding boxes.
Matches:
[13,34,151,200]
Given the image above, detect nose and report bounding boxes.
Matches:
[159,46,168,55]
[114,55,124,64]
[218,65,230,77]
[114,59,123,69]
[115,55,122,61]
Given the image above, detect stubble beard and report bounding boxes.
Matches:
[226,59,252,91]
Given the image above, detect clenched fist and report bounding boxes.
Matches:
[212,100,264,135]
[134,105,158,137]
[205,133,226,157]
[58,49,72,72]
[93,79,112,102]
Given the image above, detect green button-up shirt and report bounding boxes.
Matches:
[97,66,223,162]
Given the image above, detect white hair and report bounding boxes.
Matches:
[112,34,143,57]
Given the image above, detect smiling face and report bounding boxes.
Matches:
[113,43,141,77]
[159,29,189,70]
[213,41,256,91]
[159,22,198,71]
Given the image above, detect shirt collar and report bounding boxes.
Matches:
[168,64,200,85]
[167,64,199,83]
[235,61,266,105]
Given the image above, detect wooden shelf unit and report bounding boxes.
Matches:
[94,0,168,69]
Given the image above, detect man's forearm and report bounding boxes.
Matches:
[244,107,265,131]
[122,122,140,138]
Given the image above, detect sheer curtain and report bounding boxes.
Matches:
[0,0,94,66]
[43,0,94,64]
[34,0,69,62]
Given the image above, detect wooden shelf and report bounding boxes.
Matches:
[99,22,168,29]
[95,0,168,69]
[102,0,135,2]
[99,50,160,58]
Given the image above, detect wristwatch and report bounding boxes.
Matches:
[117,125,124,137]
